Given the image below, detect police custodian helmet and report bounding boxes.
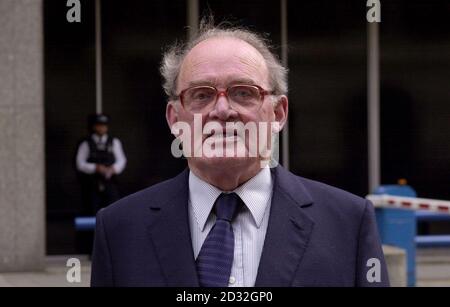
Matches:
[88,113,109,126]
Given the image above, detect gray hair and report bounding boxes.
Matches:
[160,19,288,100]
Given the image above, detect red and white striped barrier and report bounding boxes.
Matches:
[366,194,450,214]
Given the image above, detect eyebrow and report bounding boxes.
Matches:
[187,78,258,88]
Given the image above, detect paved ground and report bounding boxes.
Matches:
[416,247,450,286]
[0,248,449,287]
[0,256,91,287]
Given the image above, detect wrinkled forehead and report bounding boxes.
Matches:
[178,37,270,90]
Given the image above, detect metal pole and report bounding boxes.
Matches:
[187,0,199,40]
[281,0,289,170]
[367,22,380,192]
[95,0,102,114]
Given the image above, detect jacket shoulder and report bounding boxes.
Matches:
[98,169,188,221]
[275,166,368,215]
[299,176,367,205]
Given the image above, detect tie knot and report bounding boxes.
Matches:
[215,193,241,222]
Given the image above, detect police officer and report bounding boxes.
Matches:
[76,114,127,214]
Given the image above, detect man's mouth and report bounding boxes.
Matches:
[206,129,239,139]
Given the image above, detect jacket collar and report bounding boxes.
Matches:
[145,168,200,286]
[145,165,315,287]
[255,166,315,286]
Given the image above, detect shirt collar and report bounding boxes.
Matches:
[234,167,273,228]
[189,167,273,231]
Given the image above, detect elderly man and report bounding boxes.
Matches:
[91,21,389,287]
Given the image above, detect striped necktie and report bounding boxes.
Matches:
[196,192,242,287]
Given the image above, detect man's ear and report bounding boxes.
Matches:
[166,101,178,133]
[273,95,288,133]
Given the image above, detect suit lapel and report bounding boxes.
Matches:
[255,166,315,286]
[146,169,200,287]
[144,166,314,287]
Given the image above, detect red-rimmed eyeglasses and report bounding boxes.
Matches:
[176,84,274,112]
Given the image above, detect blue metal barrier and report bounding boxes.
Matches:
[375,207,416,286]
[374,183,417,286]
[415,211,450,222]
[74,217,96,231]
[416,212,450,247]
[374,183,450,286]
[416,235,450,247]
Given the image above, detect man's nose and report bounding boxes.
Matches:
[210,93,236,120]
[215,93,230,111]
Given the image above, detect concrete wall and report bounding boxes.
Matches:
[383,245,407,287]
[0,0,45,272]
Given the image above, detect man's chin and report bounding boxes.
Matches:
[189,156,258,170]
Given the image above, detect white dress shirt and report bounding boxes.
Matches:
[76,134,127,175]
[188,167,273,287]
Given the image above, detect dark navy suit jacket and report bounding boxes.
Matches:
[91,166,389,287]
